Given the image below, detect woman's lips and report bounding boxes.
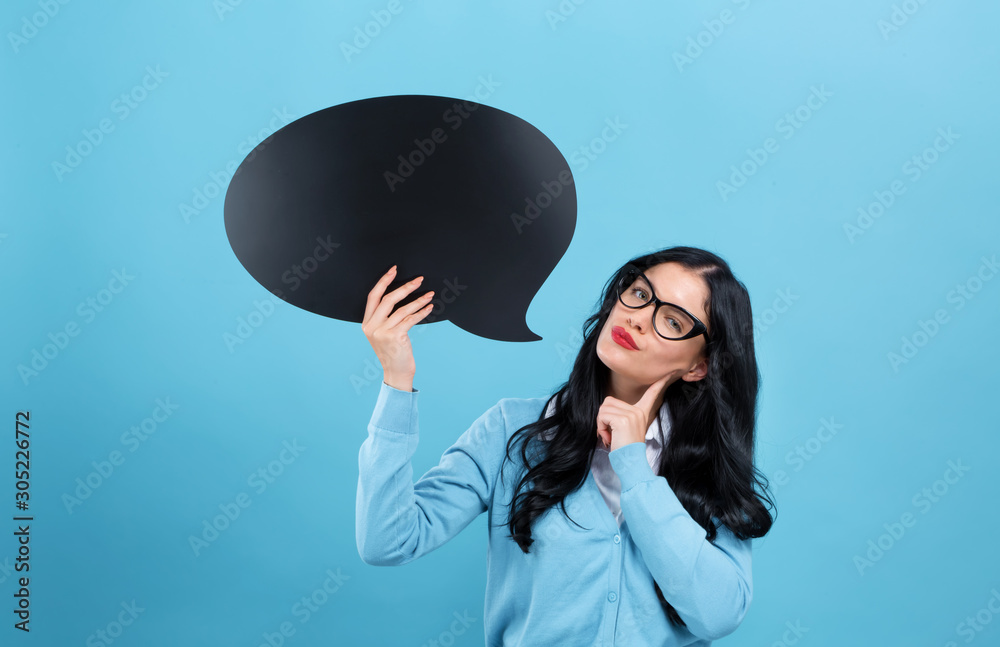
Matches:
[612,326,638,350]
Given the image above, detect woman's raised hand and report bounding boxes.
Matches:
[361,265,435,392]
[596,374,671,453]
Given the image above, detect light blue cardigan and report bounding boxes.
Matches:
[356,381,753,646]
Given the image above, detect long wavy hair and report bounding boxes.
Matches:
[497,246,775,627]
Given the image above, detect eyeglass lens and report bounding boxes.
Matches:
[620,272,695,339]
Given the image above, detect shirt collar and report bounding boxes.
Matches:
[647,399,671,445]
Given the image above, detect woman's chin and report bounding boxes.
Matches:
[597,338,629,364]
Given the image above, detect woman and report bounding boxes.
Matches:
[356,246,775,646]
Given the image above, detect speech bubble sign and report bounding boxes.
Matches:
[223,94,576,342]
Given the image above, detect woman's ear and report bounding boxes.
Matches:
[683,357,709,382]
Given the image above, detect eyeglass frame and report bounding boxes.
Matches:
[615,264,711,342]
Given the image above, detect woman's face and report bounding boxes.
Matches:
[596,261,711,399]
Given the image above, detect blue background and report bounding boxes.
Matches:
[2,1,999,645]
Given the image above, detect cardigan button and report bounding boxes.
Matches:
[613,534,621,544]
[608,592,617,602]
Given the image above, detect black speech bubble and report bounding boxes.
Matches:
[223,94,576,342]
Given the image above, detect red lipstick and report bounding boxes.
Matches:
[612,326,638,350]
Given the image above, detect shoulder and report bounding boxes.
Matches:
[477,396,552,486]
[490,395,552,442]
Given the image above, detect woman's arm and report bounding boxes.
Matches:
[609,442,752,641]
[355,381,507,566]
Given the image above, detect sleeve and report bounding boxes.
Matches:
[608,442,753,641]
[355,381,507,566]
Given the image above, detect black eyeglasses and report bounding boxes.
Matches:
[615,264,710,342]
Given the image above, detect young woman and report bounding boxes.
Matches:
[356,245,775,646]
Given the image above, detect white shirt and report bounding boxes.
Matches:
[543,397,672,527]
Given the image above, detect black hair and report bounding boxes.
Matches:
[496,245,775,627]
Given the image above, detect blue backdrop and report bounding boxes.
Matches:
[2,1,998,645]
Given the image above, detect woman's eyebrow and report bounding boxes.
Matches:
[645,275,706,320]
[644,275,683,306]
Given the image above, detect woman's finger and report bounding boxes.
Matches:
[384,290,436,332]
[365,271,424,329]
[363,265,399,326]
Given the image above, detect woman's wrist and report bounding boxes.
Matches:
[383,372,414,392]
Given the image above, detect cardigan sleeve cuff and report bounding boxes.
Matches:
[608,441,657,491]
[370,380,420,435]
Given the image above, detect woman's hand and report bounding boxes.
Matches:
[361,265,435,391]
[596,374,671,453]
